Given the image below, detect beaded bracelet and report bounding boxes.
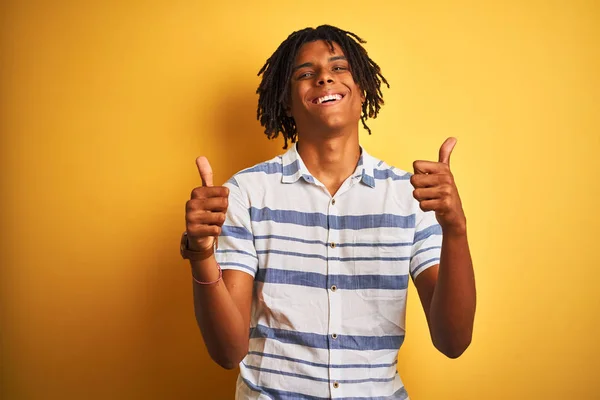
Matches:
[192,263,223,285]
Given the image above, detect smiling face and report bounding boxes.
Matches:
[288,40,364,139]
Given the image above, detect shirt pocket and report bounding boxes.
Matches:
[352,233,411,300]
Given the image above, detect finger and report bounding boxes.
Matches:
[413,187,443,202]
[438,137,457,165]
[186,224,222,238]
[410,173,452,188]
[196,156,214,187]
[190,186,229,199]
[186,197,228,213]
[413,160,449,175]
[419,199,443,213]
[186,210,227,226]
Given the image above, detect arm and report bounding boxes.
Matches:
[184,156,255,369]
[191,258,253,369]
[414,232,476,358]
[411,138,477,358]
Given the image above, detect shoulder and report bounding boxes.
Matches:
[225,155,284,189]
[368,154,418,210]
[372,158,412,183]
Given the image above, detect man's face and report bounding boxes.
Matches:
[288,40,364,136]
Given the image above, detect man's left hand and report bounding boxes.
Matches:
[411,137,467,236]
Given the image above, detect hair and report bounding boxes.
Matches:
[256,25,390,149]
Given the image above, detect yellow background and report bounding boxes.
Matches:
[1,1,599,399]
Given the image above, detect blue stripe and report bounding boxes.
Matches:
[413,224,442,243]
[225,177,239,187]
[243,362,329,383]
[342,387,408,400]
[246,351,397,369]
[283,160,300,176]
[250,207,415,230]
[235,159,302,177]
[242,362,396,384]
[374,169,411,181]
[361,172,375,188]
[256,249,410,262]
[237,162,282,176]
[256,268,409,291]
[220,262,256,274]
[221,225,253,240]
[348,241,412,247]
[255,234,326,246]
[241,377,408,400]
[413,245,442,256]
[412,257,440,275]
[241,377,328,400]
[255,234,412,248]
[215,249,257,259]
[249,324,404,351]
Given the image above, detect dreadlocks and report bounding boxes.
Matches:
[256,25,390,149]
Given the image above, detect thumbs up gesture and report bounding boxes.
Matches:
[185,156,229,254]
[411,138,466,236]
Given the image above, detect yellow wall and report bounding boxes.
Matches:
[1,1,599,399]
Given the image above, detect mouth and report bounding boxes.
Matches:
[311,93,345,105]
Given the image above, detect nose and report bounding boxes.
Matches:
[317,69,334,86]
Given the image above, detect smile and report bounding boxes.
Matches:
[312,93,345,105]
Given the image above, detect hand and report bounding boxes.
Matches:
[411,137,466,236]
[185,156,229,253]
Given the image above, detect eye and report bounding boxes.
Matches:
[332,65,348,72]
[297,71,314,79]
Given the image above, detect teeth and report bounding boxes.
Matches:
[317,94,342,104]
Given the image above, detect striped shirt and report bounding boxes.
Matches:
[215,143,443,399]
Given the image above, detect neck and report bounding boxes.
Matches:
[296,128,361,196]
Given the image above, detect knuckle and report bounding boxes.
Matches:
[191,187,202,199]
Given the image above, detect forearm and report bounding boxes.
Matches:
[191,256,249,369]
[429,229,476,358]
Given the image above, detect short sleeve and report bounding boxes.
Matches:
[214,177,258,278]
[410,209,443,280]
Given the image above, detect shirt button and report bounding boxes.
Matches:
[331,199,336,205]
[330,242,336,248]
[331,285,337,292]
[333,382,340,389]
[331,333,338,339]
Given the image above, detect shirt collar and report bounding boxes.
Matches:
[281,142,376,188]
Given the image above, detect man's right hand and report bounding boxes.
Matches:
[185,156,229,254]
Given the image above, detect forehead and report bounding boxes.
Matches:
[295,40,346,63]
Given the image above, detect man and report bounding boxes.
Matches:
[181,25,476,399]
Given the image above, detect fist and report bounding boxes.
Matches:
[411,137,466,236]
[185,156,229,252]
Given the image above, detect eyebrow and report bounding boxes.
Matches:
[292,55,348,72]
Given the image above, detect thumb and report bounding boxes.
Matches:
[438,137,457,165]
[195,156,214,187]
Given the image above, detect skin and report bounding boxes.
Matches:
[186,39,476,368]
